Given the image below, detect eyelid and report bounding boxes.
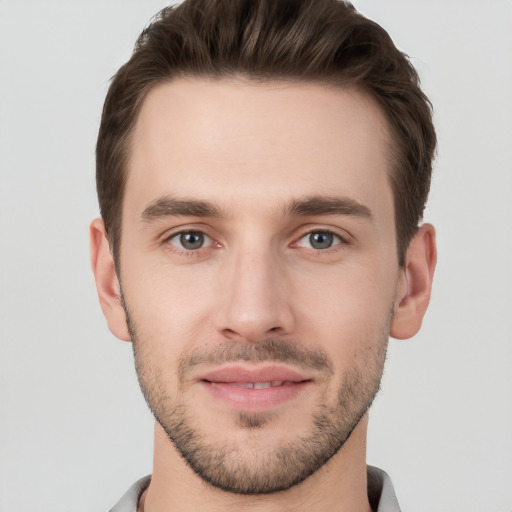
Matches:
[169,231,213,250]
[297,230,342,249]
[291,225,352,247]
[159,224,351,254]
[160,223,214,241]
[161,225,222,253]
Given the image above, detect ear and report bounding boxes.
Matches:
[89,218,131,341]
[390,223,437,340]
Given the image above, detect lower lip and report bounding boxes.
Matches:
[201,381,311,411]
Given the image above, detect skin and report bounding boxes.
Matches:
[90,78,436,512]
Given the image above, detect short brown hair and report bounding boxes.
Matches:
[96,0,436,267]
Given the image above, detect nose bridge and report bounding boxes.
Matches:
[217,238,294,341]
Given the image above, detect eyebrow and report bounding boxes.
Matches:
[141,196,224,222]
[140,194,373,223]
[286,196,373,220]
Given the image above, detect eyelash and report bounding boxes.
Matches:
[162,228,349,256]
[163,230,218,256]
[293,229,347,253]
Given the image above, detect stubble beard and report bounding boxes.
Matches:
[125,304,389,495]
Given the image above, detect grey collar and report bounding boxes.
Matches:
[110,466,401,512]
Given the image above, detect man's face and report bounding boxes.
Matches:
[119,78,403,493]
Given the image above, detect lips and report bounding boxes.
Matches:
[198,365,312,411]
[199,365,311,384]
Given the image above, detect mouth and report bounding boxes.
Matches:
[197,365,313,411]
[219,380,299,389]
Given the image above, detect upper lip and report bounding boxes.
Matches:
[198,365,312,384]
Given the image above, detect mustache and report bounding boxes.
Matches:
[177,339,334,383]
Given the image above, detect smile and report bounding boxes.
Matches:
[197,365,313,411]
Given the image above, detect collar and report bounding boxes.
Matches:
[109,466,401,512]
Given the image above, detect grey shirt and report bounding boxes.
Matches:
[109,466,401,512]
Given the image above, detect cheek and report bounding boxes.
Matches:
[121,257,217,344]
[121,240,399,359]
[292,262,396,358]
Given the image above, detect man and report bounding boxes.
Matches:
[90,0,437,510]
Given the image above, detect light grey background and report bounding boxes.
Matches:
[1,1,511,511]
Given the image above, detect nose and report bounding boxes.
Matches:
[214,246,295,342]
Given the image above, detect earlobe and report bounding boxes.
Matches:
[390,224,437,340]
[89,218,131,342]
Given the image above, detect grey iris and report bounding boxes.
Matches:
[309,232,333,249]
[181,232,204,250]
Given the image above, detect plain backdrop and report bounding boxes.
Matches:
[1,1,511,511]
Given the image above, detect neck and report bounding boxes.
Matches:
[141,416,372,512]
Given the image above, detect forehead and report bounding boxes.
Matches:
[125,78,393,221]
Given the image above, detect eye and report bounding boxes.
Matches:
[168,231,213,251]
[297,231,343,250]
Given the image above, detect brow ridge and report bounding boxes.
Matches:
[141,196,224,222]
[141,194,373,223]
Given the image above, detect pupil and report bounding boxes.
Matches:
[310,232,333,249]
[180,232,204,250]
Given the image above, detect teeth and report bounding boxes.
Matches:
[226,381,286,389]
[227,382,254,388]
[253,382,271,389]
